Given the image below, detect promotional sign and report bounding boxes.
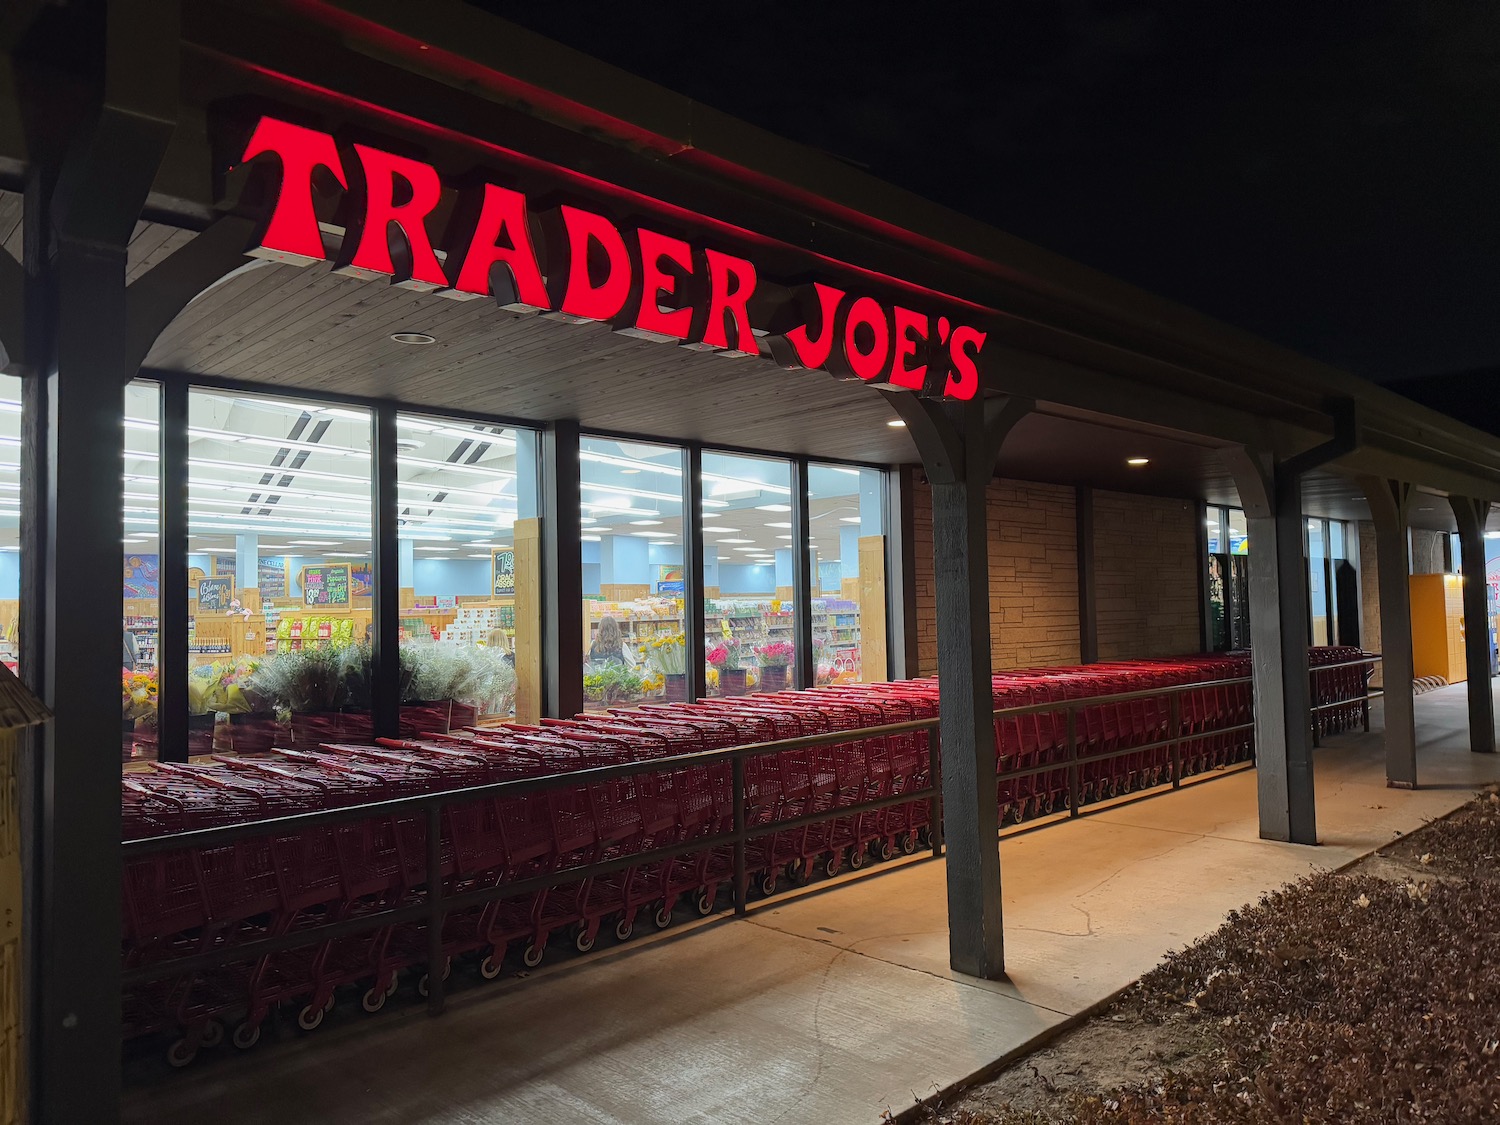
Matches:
[235,116,987,401]
[492,548,515,596]
[196,576,233,612]
[302,564,352,606]
[657,564,685,594]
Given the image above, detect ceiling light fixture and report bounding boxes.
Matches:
[1126,457,1150,467]
[765,521,792,529]
[581,534,601,542]
[391,332,436,345]
[887,420,907,428]
[756,504,792,512]
[629,519,664,526]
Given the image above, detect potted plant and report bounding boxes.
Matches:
[248,643,372,748]
[645,631,688,701]
[755,641,795,691]
[583,663,646,706]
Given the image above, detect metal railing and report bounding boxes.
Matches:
[120,659,1382,1018]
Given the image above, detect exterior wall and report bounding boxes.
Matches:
[909,478,1201,675]
[1411,529,1446,575]
[1092,491,1200,660]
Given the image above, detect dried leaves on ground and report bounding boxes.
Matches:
[931,788,1500,1124]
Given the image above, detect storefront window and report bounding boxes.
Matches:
[701,451,794,695]
[1204,508,1225,555]
[808,463,887,684]
[123,380,160,760]
[397,414,538,725]
[580,437,687,711]
[185,391,371,754]
[1308,518,1329,645]
[0,377,22,678]
[1227,508,1249,554]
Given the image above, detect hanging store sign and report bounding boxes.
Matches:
[233,116,986,401]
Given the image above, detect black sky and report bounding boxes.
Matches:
[478,1,1500,391]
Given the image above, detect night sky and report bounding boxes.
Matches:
[481,1,1500,405]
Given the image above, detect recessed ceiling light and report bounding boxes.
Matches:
[620,468,641,475]
[391,332,436,345]
[718,538,753,544]
[465,553,492,559]
[734,546,766,553]
[580,517,597,525]
[765,521,792,529]
[630,519,664,526]
[631,531,675,538]
[581,534,601,542]
[887,419,907,428]
[757,504,792,512]
[1485,531,1500,540]
[702,527,741,534]
[700,512,719,520]
[776,534,793,540]
[287,539,342,546]
[1126,457,1150,467]
[839,517,860,524]
[1205,518,1218,527]
[416,546,457,552]
[1307,520,1320,531]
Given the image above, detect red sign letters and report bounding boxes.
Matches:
[237,116,985,400]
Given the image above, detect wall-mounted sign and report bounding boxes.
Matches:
[124,554,159,599]
[302,564,351,606]
[234,116,987,401]
[492,548,515,597]
[197,575,233,612]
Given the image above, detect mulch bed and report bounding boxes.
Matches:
[923,787,1500,1124]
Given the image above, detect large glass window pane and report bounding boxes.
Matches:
[701,451,794,695]
[1309,518,1329,645]
[1205,507,1224,555]
[123,380,160,760]
[808,463,886,684]
[398,415,539,726]
[581,437,686,711]
[186,391,371,753]
[1227,508,1249,554]
[0,377,18,679]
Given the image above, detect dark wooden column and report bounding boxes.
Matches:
[371,403,401,738]
[541,420,584,717]
[156,378,190,761]
[1361,477,1418,785]
[19,2,179,1116]
[885,392,1030,980]
[1449,496,1495,755]
[1224,448,1317,843]
[1075,485,1098,664]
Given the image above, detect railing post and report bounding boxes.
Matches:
[1309,667,1321,748]
[927,725,944,857]
[1170,693,1182,790]
[732,757,747,916]
[1066,708,1079,817]
[426,802,446,1015]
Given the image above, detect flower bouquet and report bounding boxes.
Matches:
[122,669,157,759]
[646,631,688,701]
[755,641,795,691]
[583,663,646,705]
[707,639,748,696]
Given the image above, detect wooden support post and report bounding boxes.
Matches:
[541,421,584,718]
[885,392,1030,981]
[156,379,189,762]
[1449,496,1495,754]
[1225,448,1317,843]
[1361,477,1418,785]
[371,404,400,740]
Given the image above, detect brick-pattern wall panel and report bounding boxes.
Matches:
[909,478,1079,676]
[1093,491,1200,660]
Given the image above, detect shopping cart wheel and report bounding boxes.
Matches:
[653,904,674,930]
[614,917,635,942]
[900,833,918,856]
[360,986,387,1013]
[522,943,545,969]
[231,1022,260,1050]
[200,1020,224,1049]
[785,861,805,885]
[479,954,504,981]
[823,854,842,879]
[386,975,400,998]
[417,961,451,998]
[916,827,931,848]
[759,870,778,897]
[847,846,866,871]
[574,926,596,954]
[166,1038,197,1068]
[875,838,894,863]
[694,891,716,916]
[296,1004,325,1032]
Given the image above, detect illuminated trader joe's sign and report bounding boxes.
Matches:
[235,116,987,400]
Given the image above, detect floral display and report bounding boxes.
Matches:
[122,670,158,727]
[644,632,687,676]
[583,663,645,704]
[706,638,744,671]
[188,658,263,716]
[755,641,795,668]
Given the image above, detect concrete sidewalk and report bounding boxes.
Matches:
[124,683,1500,1125]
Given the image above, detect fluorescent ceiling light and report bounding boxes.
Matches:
[777,535,793,540]
[630,520,664,526]
[765,522,792,529]
[286,539,342,546]
[839,517,860,523]
[887,419,906,428]
[756,504,792,512]
[631,531,676,538]
[718,538,752,544]
[702,526,742,534]
[581,534,601,542]
[465,553,492,558]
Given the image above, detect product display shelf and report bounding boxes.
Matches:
[124,614,159,671]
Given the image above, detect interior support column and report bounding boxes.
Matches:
[791,458,814,689]
[886,392,1030,980]
[684,445,707,702]
[1362,477,1418,785]
[157,379,189,761]
[541,420,584,718]
[1450,496,1495,754]
[885,465,919,680]
[1225,448,1317,843]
